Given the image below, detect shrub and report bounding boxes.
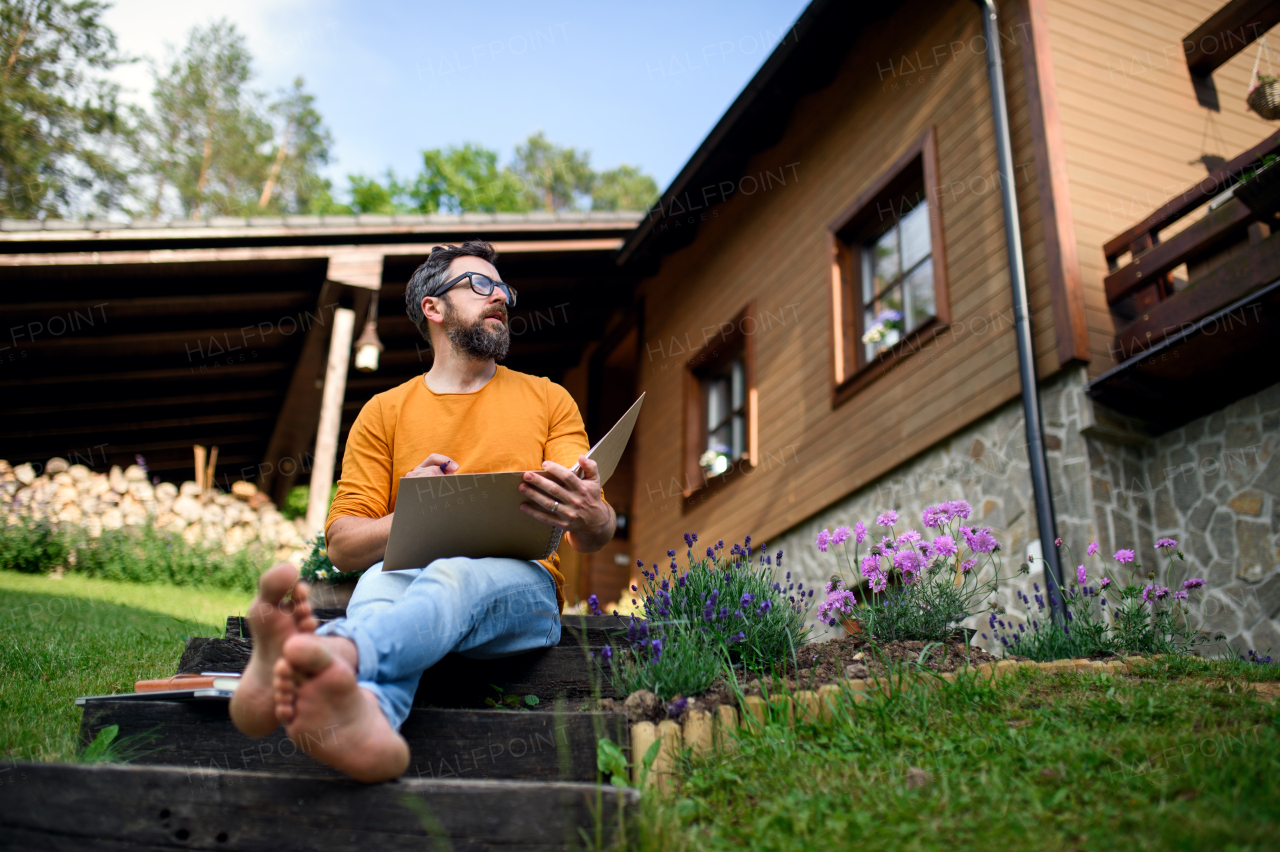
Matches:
[296,531,360,584]
[593,534,813,700]
[987,538,1215,659]
[0,517,269,592]
[815,502,1003,643]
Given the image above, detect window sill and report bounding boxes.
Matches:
[832,316,941,408]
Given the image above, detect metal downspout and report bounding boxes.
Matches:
[974,0,1066,621]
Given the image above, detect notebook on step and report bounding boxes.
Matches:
[382,393,643,571]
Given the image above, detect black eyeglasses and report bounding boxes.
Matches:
[435,271,517,306]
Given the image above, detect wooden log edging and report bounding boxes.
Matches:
[629,657,1152,788]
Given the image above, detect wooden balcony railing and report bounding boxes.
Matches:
[1104,130,1280,360]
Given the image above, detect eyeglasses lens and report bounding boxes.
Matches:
[471,274,516,306]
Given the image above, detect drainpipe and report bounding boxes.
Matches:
[974,0,1066,622]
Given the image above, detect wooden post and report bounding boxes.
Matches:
[306,307,356,534]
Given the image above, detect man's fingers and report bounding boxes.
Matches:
[577,455,601,480]
[519,501,570,529]
[407,454,458,478]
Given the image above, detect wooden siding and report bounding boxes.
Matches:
[1041,0,1279,376]
[629,0,1054,568]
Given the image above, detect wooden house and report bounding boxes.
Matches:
[572,0,1280,653]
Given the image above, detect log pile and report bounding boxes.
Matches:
[0,457,311,563]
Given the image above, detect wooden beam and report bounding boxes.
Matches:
[1184,0,1280,76]
[1018,0,1091,366]
[0,411,274,440]
[0,362,288,388]
[306,306,355,533]
[1104,196,1257,303]
[0,239,626,268]
[259,280,342,505]
[1103,131,1280,260]
[10,326,301,358]
[5,389,279,417]
[0,291,313,323]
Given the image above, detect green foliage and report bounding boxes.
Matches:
[596,737,631,788]
[409,143,529,213]
[598,628,725,702]
[0,516,269,592]
[512,130,593,212]
[296,530,358,585]
[591,164,659,212]
[281,483,337,522]
[637,663,1280,851]
[138,20,331,218]
[481,684,539,711]
[0,0,135,218]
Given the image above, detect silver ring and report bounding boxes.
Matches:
[551,500,559,514]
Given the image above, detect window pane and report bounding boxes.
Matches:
[730,358,745,411]
[731,413,745,460]
[870,226,898,295]
[899,201,931,271]
[903,257,935,332]
[707,376,728,430]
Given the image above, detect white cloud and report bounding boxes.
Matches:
[101,0,339,107]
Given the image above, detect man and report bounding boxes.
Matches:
[229,240,615,782]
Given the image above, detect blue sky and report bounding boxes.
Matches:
[103,0,810,197]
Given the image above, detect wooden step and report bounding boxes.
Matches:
[225,613,632,648]
[0,761,636,851]
[78,700,628,782]
[178,641,620,707]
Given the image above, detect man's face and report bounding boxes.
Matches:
[423,255,511,361]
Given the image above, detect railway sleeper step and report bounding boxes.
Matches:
[77,699,628,783]
[0,761,637,852]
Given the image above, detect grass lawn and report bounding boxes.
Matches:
[638,660,1280,852]
[0,571,251,763]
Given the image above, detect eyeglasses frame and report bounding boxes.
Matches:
[435,271,517,306]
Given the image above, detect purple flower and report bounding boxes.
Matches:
[944,500,972,521]
[930,535,958,558]
[1182,578,1205,590]
[1100,577,1111,589]
[860,554,881,576]
[959,558,977,573]
[893,549,924,576]
[964,527,999,554]
[588,594,601,616]
[1076,564,1087,586]
[667,697,688,718]
[601,645,613,661]
[1086,541,1099,556]
[816,529,831,552]
[897,529,922,547]
[1114,549,1135,564]
[922,505,946,528]
[1155,538,1178,550]
[876,510,898,527]
[1054,537,1063,547]
[1174,589,1188,600]
[867,569,888,593]
[832,526,851,546]
[854,522,867,543]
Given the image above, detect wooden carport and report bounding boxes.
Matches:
[0,213,642,509]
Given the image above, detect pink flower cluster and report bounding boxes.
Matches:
[818,581,858,625]
[921,500,973,528]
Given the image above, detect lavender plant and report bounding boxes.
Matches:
[815,501,1003,643]
[986,537,1215,659]
[592,534,813,700]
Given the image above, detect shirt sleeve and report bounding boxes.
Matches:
[543,380,590,469]
[325,395,393,539]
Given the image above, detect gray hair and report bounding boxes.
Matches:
[404,239,499,343]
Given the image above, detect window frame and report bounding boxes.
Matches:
[828,126,949,408]
[682,302,758,507]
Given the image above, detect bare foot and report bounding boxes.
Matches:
[228,563,317,737]
[276,633,409,783]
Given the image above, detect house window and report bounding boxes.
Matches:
[683,303,757,501]
[700,356,747,476]
[829,126,949,406]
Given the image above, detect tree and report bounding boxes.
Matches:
[0,0,134,219]
[140,20,331,219]
[407,143,529,213]
[512,131,593,212]
[591,165,659,212]
[258,77,333,214]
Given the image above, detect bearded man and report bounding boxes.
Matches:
[229,240,615,781]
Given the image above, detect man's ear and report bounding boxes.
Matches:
[421,295,444,324]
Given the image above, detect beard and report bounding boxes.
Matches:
[441,298,510,362]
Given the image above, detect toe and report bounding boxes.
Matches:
[283,634,334,676]
[257,562,300,606]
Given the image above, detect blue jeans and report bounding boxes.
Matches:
[314,557,561,729]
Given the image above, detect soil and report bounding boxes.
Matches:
[598,635,1029,724]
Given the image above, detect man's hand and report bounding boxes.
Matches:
[405,453,458,478]
[519,456,616,553]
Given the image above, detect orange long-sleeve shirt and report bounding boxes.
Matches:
[325,366,593,609]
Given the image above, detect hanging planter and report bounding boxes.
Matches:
[1246,39,1280,120]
